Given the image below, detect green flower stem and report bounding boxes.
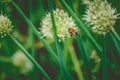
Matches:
[9,34,51,80]
[48,0,73,79]
[111,27,120,42]
[68,45,84,80]
[28,26,35,57]
[37,0,45,14]
[67,0,74,12]
[28,0,35,57]
[108,41,120,75]
[110,33,120,57]
[11,1,59,63]
[29,0,33,18]
[59,0,102,53]
[77,35,87,64]
[2,39,10,56]
[102,36,108,80]
[77,34,92,80]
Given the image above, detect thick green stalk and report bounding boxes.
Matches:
[108,41,120,75]
[67,0,74,12]
[68,45,84,80]
[110,33,120,57]
[28,0,36,57]
[29,0,33,18]
[11,1,59,63]
[111,27,120,42]
[77,34,92,80]
[101,36,108,80]
[59,0,102,53]
[9,34,51,80]
[77,35,86,63]
[37,0,45,13]
[2,39,10,56]
[48,0,73,79]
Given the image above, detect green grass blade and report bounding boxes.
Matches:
[48,0,73,79]
[2,39,10,56]
[111,27,120,42]
[67,0,74,11]
[9,34,51,80]
[38,0,45,10]
[29,0,33,18]
[77,35,87,63]
[68,45,84,80]
[112,31,120,42]
[77,34,92,80]
[110,32,120,57]
[27,27,35,57]
[28,0,36,57]
[108,42,120,75]
[101,36,108,80]
[11,1,59,63]
[59,0,102,53]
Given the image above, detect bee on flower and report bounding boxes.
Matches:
[68,27,79,37]
[39,9,79,42]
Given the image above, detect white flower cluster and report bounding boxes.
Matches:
[40,9,78,42]
[11,50,34,74]
[83,0,119,35]
[0,15,13,38]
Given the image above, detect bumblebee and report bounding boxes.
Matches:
[68,28,79,37]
